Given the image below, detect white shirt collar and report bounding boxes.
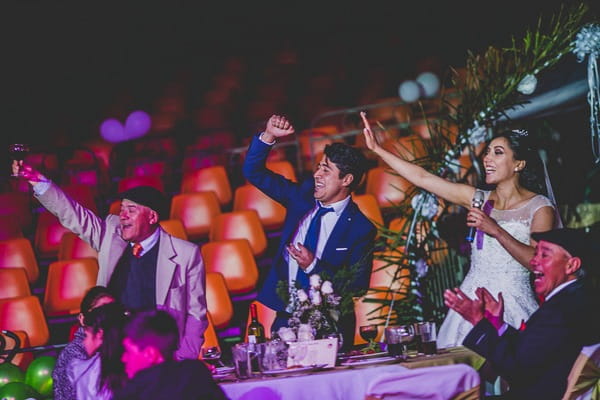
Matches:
[318,196,350,216]
[130,226,160,257]
[545,279,578,301]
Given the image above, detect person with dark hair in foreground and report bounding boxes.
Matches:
[53,286,115,400]
[68,302,129,400]
[114,310,227,400]
[13,161,208,360]
[445,227,600,399]
[243,115,376,348]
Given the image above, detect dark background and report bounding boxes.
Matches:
[4,1,593,140]
[2,1,599,204]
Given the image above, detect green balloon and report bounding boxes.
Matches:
[0,364,24,389]
[0,381,41,400]
[24,357,55,398]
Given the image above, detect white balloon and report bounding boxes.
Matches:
[398,80,421,102]
[416,72,440,98]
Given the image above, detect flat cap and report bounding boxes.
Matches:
[118,186,167,220]
[532,227,594,267]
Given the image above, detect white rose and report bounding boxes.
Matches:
[309,274,322,289]
[321,280,334,295]
[517,74,537,95]
[297,289,309,303]
[310,290,322,305]
[278,327,296,342]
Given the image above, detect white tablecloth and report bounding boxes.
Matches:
[220,364,408,400]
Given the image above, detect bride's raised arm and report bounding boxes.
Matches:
[360,111,475,208]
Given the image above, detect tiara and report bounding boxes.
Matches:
[511,129,529,137]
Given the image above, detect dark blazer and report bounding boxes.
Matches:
[113,360,227,400]
[463,279,600,399]
[243,134,377,311]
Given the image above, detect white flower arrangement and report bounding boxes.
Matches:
[287,274,342,338]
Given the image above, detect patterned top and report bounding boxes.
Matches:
[53,327,87,400]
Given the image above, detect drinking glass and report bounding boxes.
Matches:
[416,321,437,355]
[8,144,29,177]
[359,325,378,344]
[232,343,252,379]
[258,340,288,372]
[385,325,414,358]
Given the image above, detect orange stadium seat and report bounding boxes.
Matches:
[34,211,71,260]
[170,192,221,241]
[0,295,50,347]
[352,193,384,227]
[205,272,234,330]
[0,238,40,284]
[201,239,259,295]
[43,258,99,316]
[58,232,98,260]
[0,268,31,300]
[365,166,414,208]
[209,210,267,257]
[266,160,297,182]
[181,166,232,207]
[233,184,286,231]
[159,219,189,241]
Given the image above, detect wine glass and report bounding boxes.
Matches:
[201,346,224,367]
[359,325,378,349]
[8,144,30,177]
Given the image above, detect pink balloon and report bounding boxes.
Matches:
[99,118,126,143]
[125,110,152,139]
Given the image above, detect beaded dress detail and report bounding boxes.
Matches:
[437,191,555,348]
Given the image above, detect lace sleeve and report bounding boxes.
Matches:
[528,194,556,219]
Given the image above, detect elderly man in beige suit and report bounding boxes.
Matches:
[14,161,207,360]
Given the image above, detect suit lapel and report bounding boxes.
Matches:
[322,200,356,255]
[156,228,177,305]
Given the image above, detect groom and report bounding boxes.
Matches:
[445,227,600,399]
[243,115,376,349]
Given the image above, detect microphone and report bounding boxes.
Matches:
[466,190,485,243]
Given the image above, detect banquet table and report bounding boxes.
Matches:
[219,346,485,400]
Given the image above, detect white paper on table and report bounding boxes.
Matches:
[286,338,338,368]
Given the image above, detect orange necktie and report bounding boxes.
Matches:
[132,242,143,258]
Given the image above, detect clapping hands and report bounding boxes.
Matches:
[444,286,504,328]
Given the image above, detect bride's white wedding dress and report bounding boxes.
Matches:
[436,191,555,349]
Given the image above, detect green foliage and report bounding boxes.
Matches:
[451,3,587,145]
[371,2,589,328]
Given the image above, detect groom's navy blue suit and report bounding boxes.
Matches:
[242,134,376,314]
[463,279,600,399]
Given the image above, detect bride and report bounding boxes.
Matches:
[361,112,557,347]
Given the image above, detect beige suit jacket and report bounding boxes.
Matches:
[36,184,208,360]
